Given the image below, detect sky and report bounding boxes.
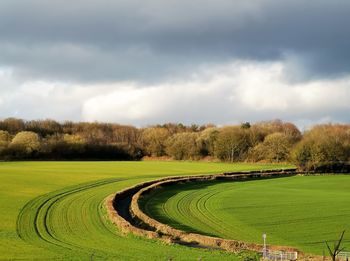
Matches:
[0,0,350,128]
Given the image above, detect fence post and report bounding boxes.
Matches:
[263,234,267,259]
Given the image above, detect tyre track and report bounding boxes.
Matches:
[16,178,122,255]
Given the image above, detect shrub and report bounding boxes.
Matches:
[10,131,41,157]
[248,133,293,162]
[292,125,350,171]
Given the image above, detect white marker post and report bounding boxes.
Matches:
[262,233,267,259]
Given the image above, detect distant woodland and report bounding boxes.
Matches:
[0,118,349,171]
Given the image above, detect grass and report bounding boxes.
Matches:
[140,175,350,256]
[0,161,291,260]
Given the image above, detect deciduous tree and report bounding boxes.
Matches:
[214,126,252,162]
[141,127,170,156]
[10,131,41,155]
[165,132,200,160]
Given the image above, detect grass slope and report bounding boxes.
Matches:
[141,175,350,255]
[0,161,290,260]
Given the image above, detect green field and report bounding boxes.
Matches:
[141,175,350,255]
[0,161,290,260]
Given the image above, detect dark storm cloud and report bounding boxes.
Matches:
[1,0,350,83]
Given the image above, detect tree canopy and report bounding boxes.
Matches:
[0,117,349,172]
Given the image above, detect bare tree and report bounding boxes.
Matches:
[325,230,346,261]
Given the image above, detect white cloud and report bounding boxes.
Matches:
[82,60,350,126]
[233,62,291,110]
[1,60,350,127]
[82,86,165,122]
[0,70,116,121]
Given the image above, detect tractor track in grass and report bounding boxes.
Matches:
[2,162,299,260]
[196,190,224,235]
[16,178,122,256]
[15,168,301,259]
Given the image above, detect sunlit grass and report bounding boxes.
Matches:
[0,161,290,260]
[141,175,350,255]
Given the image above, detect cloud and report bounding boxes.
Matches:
[1,60,349,127]
[0,1,349,126]
[1,0,350,82]
[0,69,114,121]
[81,60,350,126]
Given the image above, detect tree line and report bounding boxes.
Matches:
[0,118,349,171]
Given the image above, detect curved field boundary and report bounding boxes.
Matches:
[107,169,311,256]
